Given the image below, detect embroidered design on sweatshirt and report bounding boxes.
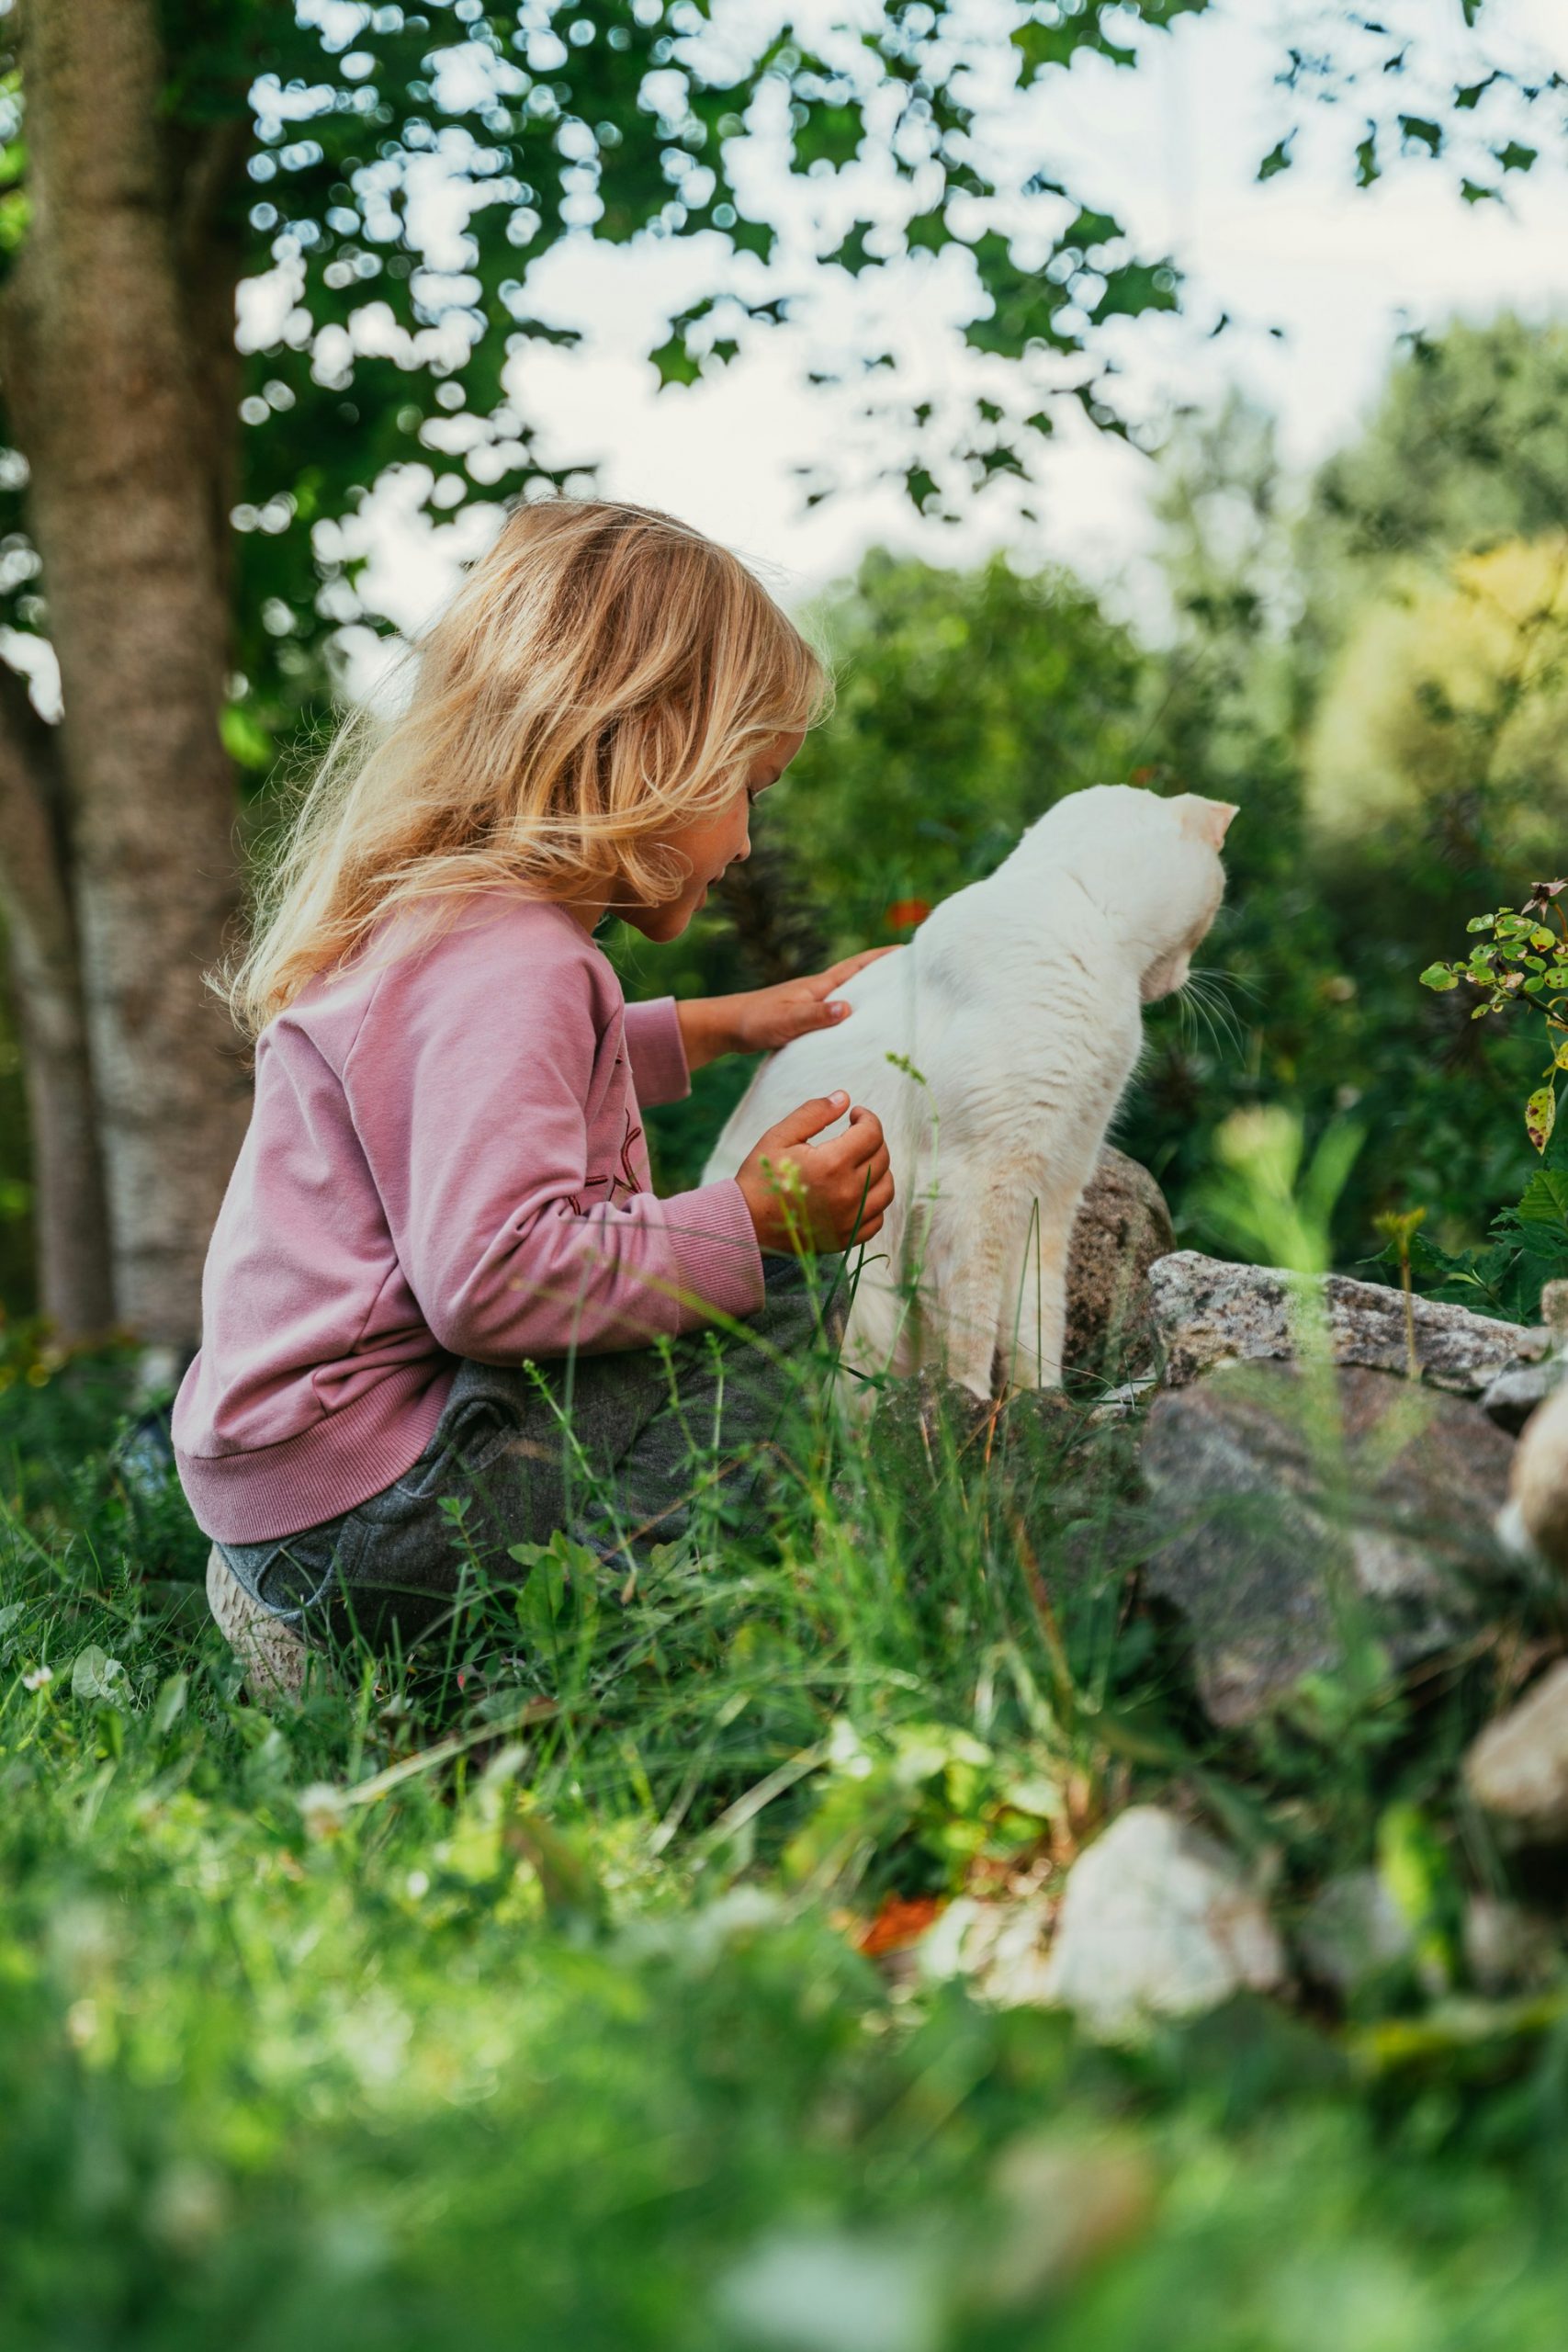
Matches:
[563,1112,646,1218]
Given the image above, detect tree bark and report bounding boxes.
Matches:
[0,668,114,1338]
[0,0,250,1347]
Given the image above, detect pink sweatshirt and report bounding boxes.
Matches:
[173,896,764,1544]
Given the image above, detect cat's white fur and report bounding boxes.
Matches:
[705,784,1236,1400]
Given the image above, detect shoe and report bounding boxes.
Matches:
[205,1544,310,1702]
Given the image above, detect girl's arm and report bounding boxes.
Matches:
[675,949,898,1069]
[346,920,765,1363]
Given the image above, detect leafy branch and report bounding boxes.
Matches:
[1420,880,1568,1152]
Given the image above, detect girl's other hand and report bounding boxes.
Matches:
[735,1094,895,1255]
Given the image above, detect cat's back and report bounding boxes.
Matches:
[909,835,1092,1007]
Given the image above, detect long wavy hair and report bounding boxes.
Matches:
[226,497,828,1039]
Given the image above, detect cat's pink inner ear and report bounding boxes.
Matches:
[1186,797,1238,848]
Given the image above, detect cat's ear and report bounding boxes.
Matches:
[1181,797,1238,850]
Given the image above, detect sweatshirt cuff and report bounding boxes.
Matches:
[623,996,691,1107]
[665,1178,766,1325]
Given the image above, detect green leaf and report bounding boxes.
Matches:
[1527,1083,1557,1155]
[152,1673,188,1736]
[1257,136,1294,184]
[825,220,878,273]
[1418,963,1457,991]
[1513,1169,1568,1236]
[220,703,274,773]
[511,1544,568,1636]
[0,187,30,252]
[648,332,701,389]
[791,98,864,175]
[72,1645,130,1708]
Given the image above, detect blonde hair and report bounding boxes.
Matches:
[227,497,828,1038]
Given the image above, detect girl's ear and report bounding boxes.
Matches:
[1181,797,1239,849]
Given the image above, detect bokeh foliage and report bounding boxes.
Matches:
[631,313,1568,1295]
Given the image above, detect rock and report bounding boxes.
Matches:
[1501,1380,1568,1572]
[919,1893,1056,2008]
[1463,1657,1568,1837]
[985,2137,1155,2306]
[1064,1149,1175,1381]
[1462,1894,1557,1994]
[1296,1871,1413,1995]
[1479,1360,1557,1435]
[868,1369,989,1480]
[1147,1250,1548,1397]
[1039,1805,1283,2040]
[1140,1363,1517,1726]
[997,1385,1089,1456]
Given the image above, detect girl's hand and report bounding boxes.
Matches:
[735,1093,895,1255]
[678,950,899,1069]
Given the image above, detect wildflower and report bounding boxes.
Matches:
[299,1781,348,1841]
[22,1664,52,1692]
[885,898,931,930]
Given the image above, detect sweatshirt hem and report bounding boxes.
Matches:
[175,1365,454,1546]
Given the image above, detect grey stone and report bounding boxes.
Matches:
[1479,1361,1557,1435]
[1464,1657,1568,1838]
[868,1369,989,1482]
[1147,1250,1549,1396]
[1064,1149,1175,1381]
[1039,1804,1283,2040]
[918,1893,1056,2009]
[1296,1871,1413,1995]
[1463,1895,1558,1994]
[1502,1380,1568,1573]
[1140,1362,1517,1726]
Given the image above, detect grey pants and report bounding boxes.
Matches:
[216,1256,842,1657]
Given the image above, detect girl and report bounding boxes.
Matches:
[175,499,895,1693]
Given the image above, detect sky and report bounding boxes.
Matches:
[331,0,1568,662]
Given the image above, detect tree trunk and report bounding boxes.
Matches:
[0,671,113,1338]
[0,0,249,1348]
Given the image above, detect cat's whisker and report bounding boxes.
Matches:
[1176,971,1246,1063]
[1190,989,1242,1061]
[1187,988,1224,1061]
[1182,967,1252,1060]
[1203,993,1246,1062]
[1190,964,1263,1010]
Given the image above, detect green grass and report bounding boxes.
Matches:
[5,1337,1568,2352]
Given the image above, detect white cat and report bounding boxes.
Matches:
[705,784,1236,1400]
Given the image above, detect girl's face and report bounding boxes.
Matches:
[619,729,805,944]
